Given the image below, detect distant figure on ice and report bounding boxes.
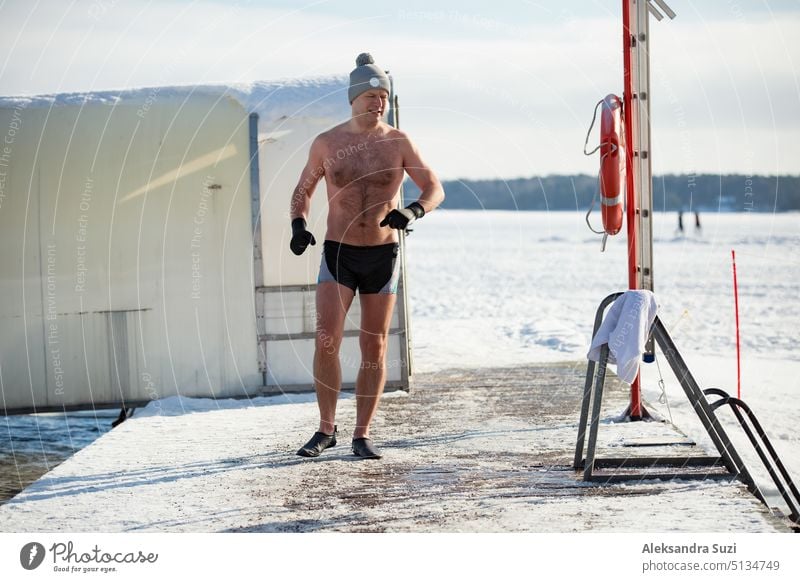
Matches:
[694,211,702,234]
[289,53,445,460]
[676,210,684,235]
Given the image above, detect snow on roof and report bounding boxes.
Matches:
[0,75,351,124]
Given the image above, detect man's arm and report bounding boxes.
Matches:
[401,132,445,213]
[379,132,445,231]
[290,136,326,220]
[289,136,326,255]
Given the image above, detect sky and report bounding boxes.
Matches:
[0,0,798,180]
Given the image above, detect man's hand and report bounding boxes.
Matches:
[290,218,316,255]
[380,202,425,230]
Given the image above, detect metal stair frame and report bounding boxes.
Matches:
[574,293,759,494]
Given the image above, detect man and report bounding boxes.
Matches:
[289,53,444,459]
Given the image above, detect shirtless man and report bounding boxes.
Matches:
[289,53,445,459]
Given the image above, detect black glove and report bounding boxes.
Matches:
[290,218,316,256]
[380,201,425,230]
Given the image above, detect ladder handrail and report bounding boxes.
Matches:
[705,388,800,522]
[650,318,760,492]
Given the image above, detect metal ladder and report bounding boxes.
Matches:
[574,293,800,525]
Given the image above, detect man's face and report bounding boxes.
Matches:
[353,89,389,121]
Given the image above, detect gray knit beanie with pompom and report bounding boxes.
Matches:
[348,53,391,104]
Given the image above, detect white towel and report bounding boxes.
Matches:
[587,290,658,384]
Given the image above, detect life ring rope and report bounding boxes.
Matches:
[583,99,605,156]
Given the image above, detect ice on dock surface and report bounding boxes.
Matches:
[0,364,789,533]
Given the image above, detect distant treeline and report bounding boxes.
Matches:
[403,174,800,212]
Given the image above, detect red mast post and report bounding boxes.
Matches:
[620,0,675,419]
[622,0,644,419]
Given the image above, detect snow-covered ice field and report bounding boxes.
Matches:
[406,209,800,508]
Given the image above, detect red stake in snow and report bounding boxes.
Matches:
[732,249,742,399]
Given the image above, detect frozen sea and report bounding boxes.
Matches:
[406,209,799,370]
[2,209,799,511]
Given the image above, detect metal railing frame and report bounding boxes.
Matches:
[574,293,800,524]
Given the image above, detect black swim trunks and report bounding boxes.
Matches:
[318,240,400,294]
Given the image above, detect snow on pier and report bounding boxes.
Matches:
[0,364,790,533]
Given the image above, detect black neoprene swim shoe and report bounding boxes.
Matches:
[297,426,337,457]
[351,437,382,459]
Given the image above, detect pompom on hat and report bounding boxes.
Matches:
[348,53,391,103]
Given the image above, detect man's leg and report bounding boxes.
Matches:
[354,292,397,439]
[314,281,355,434]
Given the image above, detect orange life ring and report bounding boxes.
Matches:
[599,94,625,235]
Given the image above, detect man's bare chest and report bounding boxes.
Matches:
[326,136,403,190]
